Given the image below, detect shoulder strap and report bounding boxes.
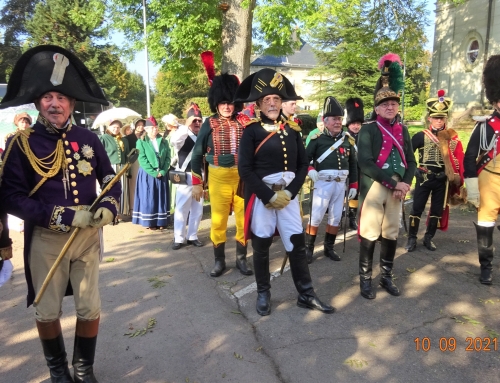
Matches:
[255,131,277,155]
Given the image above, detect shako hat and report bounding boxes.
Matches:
[345,97,364,126]
[0,45,108,109]
[185,102,203,126]
[426,90,453,118]
[483,55,500,105]
[233,68,303,103]
[373,53,404,106]
[323,96,344,118]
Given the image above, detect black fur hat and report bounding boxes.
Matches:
[345,98,364,126]
[0,45,108,109]
[483,55,500,105]
[208,73,242,114]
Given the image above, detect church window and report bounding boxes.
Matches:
[467,40,479,64]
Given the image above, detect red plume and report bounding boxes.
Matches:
[200,51,215,86]
[437,89,445,97]
[378,52,402,69]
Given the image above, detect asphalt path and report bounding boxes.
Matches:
[1,203,499,383]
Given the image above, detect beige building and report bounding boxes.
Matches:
[250,40,323,110]
[431,0,499,113]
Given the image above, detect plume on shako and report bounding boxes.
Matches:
[373,52,404,106]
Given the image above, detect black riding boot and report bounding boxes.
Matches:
[39,327,74,383]
[379,238,400,296]
[348,207,358,231]
[73,336,98,383]
[305,233,316,264]
[235,241,253,276]
[288,233,335,313]
[252,235,274,316]
[210,243,226,277]
[405,215,420,252]
[324,232,341,261]
[359,237,376,299]
[474,223,494,285]
[423,216,439,251]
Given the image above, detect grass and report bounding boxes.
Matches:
[407,125,471,148]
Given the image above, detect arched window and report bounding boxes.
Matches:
[467,40,479,64]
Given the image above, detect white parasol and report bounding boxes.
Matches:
[92,107,142,129]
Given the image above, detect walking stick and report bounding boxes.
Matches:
[33,149,139,307]
[343,178,349,253]
[402,199,408,234]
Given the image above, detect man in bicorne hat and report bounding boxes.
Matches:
[191,70,252,276]
[344,97,365,231]
[406,90,464,252]
[0,45,120,383]
[305,96,357,264]
[357,53,416,300]
[170,103,204,250]
[464,55,500,285]
[236,68,335,316]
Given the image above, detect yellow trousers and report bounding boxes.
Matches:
[208,166,245,246]
[478,169,500,222]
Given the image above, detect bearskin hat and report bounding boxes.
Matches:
[208,73,242,113]
[345,98,364,126]
[0,45,108,109]
[483,55,500,105]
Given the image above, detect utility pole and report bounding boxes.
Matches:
[142,0,151,117]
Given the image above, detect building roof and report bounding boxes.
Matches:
[251,40,317,69]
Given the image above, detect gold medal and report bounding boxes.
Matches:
[81,144,94,159]
[77,160,93,176]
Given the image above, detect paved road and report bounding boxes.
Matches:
[1,205,499,383]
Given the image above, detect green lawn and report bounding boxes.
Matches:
[407,125,472,148]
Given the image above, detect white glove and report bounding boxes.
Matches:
[91,207,114,228]
[465,178,479,208]
[71,210,93,228]
[308,169,319,182]
[348,188,357,200]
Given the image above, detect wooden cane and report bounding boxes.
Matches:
[33,149,139,307]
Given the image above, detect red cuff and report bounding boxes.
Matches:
[191,172,203,185]
[308,166,315,172]
[349,182,358,189]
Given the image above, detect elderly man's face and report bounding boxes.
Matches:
[36,91,75,128]
[189,118,202,135]
[258,95,282,121]
[324,116,343,135]
[375,100,399,121]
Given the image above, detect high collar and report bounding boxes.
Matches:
[259,111,282,125]
[37,114,72,135]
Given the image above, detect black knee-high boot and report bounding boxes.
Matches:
[210,243,226,277]
[235,241,253,275]
[359,237,376,299]
[73,318,99,383]
[37,319,74,383]
[252,235,274,316]
[288,233,335,313]
[305,233,316,264]
[474,223,494,285]
[405,215,420,252]
[423,216,439,251]
[379,238,400,296]
[348,207,358,231]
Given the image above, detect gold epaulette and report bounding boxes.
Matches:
[309,133,320,140]
[347,135,355,146]
[287,119,302,132]
[243,118,260,127]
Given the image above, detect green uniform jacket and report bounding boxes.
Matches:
[357,121,416,206]
[136,134,171,178]
[306,132,358,187]
[99,133,129,165]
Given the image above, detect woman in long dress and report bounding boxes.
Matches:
[132,116,171,230]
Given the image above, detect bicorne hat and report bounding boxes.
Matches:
[345,98,364,126]
[426,90,453,118]
[373,53,404,106]
[323,96,344,118]
[483,55,500,105]
[233,68,303,103]
[0,45,108,109]
[185,102,203,127]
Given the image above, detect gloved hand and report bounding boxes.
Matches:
[269,190,291,210]
[348,188,357,200]
[71,210,93,228]
[192,184,203,202]
[308,169,319,182]
[91,207,114,228]
[465,178,479,208]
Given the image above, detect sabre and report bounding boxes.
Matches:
[33,149,139,307]
[343,178,349,253]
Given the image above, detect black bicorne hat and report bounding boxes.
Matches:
[233,68,303,103]
[483,55,500,105]
[208,73,242,113]
[0,45,108,109]
[185,102,203,126]
[345,97,364,126]
[323,96,344,118]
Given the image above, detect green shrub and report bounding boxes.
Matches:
[298,109,320,120]
[403,105,426,122]
[297,114,317,136]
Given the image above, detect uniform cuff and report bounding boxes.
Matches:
[349,182,358,189]
[191,172,203,185]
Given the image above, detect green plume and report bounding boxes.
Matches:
[388,62,404,94]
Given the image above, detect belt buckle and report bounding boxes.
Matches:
[334,176,341,182]
[326,175,333,182]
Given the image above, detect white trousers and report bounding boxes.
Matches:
[250,172,303,251]
[174,173,204,243]
[311,180,346,227]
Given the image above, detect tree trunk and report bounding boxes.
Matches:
[220,0,256,81]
